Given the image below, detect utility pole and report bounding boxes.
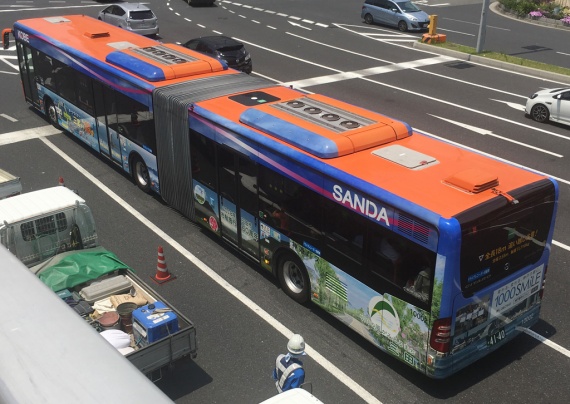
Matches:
[476,0,491,53]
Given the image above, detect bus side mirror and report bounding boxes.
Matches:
[2,29,11,50]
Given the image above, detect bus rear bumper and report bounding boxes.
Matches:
[426,312,540,378]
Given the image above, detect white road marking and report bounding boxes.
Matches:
[0,125,59,146]
[0,55,20,72]
[0,4,105,12]
[234,33,570,146]
[34,135,383,404]
[516,327,570,358]
[287,30,525,98]
[430,115,562,157]
[491,99,527,111]
[0,114,18,122]
[553,240,570,251]
[284,56,453,88]
[418,127,570,186]
[437,28,476,36]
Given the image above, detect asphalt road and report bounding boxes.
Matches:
[1,1,569,403]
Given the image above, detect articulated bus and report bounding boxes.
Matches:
[3,15,558,378]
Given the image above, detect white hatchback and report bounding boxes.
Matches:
[525,87,570,126]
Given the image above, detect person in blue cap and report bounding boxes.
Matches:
[272,334,307,393]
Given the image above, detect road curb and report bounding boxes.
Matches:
[412,41,570,85]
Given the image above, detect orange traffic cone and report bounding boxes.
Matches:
[151,246,176,284]
[58,176,65,186]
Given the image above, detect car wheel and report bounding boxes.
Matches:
[530,104,550,123]
[398,20,408,32]
[45,99,61,129]
[364,13,374,25]
[132,156,151,193]
[277,253,310,304]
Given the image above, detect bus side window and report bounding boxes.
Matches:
[321,198,364,267]
[368,233,402,282]
[34,52,54,88]
[76,72,94,115]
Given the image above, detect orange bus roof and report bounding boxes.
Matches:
[15,15,239,85]
[194,87,544,218]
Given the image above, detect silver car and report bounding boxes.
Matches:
[98,3,159,37]
[361,0,430,32]
[526,87,570,126]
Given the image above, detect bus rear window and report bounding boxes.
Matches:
[457,180,556,294]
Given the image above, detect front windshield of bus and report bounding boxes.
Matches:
[457,179,556,294]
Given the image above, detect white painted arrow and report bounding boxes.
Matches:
[490,99,526,112]
[429,114,563,157]
[288,20,311,30]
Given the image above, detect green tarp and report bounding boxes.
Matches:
[34,247,133,291]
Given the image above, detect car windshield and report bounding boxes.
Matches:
[398,1,421,12]
[130,10,155,20]
[217,45,243,54]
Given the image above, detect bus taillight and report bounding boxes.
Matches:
[539,265,548,299]
[430,317,452,353]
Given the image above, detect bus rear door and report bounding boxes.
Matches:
[93,82,122,165]
[217,147,260,260]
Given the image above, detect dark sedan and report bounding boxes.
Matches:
[183,36,252,74]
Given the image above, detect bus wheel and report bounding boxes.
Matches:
[46,100,61,129]
[132,156,151,193]
[278,253,310,304]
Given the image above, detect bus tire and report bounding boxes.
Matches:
[132,155,151,193]
[277,253,310,304]
[45,99,61,129]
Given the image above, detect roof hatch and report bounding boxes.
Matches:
[444,168,499,193]
[372,145,438,170]
[43,16,70,24]
[239,94,412,158]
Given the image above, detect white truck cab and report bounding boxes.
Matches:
[0,187,98,267]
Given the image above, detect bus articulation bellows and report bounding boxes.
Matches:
[3,15,558,378]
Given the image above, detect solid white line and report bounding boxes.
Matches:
[284,56,452,88]
[270,34,570,143]
[417,127,570,186]
[0,4,105,12]
[516,327,570,358]
[430,114,562,157]
[441,17,510,31]
[553,240,570,251]
[437,28,476,36]
[36,136,383,404]
[0,114,18,122]
[287,31,525,99]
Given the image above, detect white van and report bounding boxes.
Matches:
[0,187,98,267]
[0,168,22,199]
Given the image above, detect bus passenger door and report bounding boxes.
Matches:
[92,82,122,165]
[17,44,39,108]
[217,147,260,260]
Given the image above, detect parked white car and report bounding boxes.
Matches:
[525,87,570,126]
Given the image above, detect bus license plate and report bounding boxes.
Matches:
[487,328,506,347]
